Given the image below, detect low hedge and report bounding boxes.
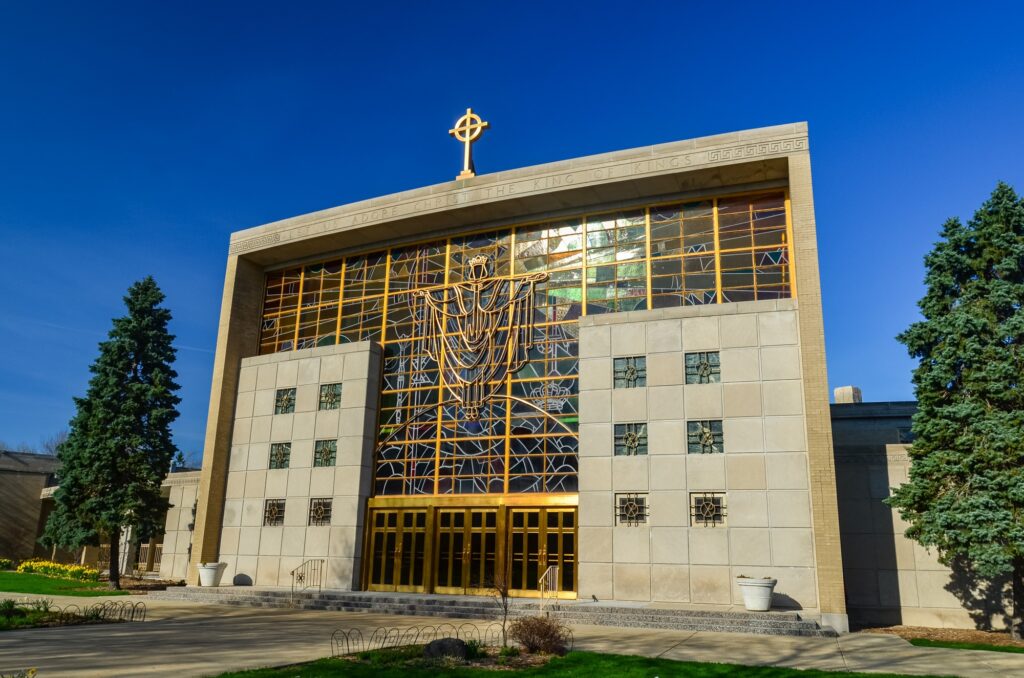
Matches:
[16,560,99,582]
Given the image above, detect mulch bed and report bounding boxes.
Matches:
[863,625,1024,648]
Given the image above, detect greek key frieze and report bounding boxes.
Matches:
[706,138,808,162]
[229,232,281,254]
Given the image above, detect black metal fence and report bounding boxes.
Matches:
[4,599,147,627]
[331,622,506,656]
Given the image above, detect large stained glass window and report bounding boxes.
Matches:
[257,192,793,496]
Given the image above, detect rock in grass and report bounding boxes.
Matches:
[423,637,468,660]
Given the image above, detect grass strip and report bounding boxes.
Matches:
[215,649,949,677]
[0,571,128,597]
[908,637,1024,654]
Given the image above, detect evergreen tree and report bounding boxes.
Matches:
[43,277,181,589]
[888,183,1024,636]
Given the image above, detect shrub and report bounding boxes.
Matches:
[0,599,24,619]
[508,615,571,655]
[464,638,484,660]
[28,599,53,613]
[0,558,13,570]
[498,645,520,658]
[16,560,99,582]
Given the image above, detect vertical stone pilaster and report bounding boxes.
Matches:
[189,255,263,583]
[788,150,848,630]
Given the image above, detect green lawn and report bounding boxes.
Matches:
[215,649,946,678]
[909,637,1024,654]
[0,571,128,597]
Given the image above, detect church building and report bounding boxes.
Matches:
[188,119,851,632]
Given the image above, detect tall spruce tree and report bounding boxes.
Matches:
[43,277,181,589]
[888,182,1024,636]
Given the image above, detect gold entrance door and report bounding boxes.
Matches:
[366,509,428,592]
[507,508,576,597]
[434,508,498,595]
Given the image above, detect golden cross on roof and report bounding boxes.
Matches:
[449,107,489,180]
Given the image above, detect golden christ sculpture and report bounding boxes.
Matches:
[414,255,548,420]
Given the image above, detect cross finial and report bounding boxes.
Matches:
[449,107,489,180]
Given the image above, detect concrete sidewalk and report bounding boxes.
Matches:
[1,592,1023,677]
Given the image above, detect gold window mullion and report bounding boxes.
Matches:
[335,259,346,344]
[644,207,653,310]
[293,267,306,348]
[434,240,452,496]
[510,228,516,275]
[504,366,512,495]
[712,198,722,304]
[749,201,757,300]
[784,190,798,299]
[580,216,588,316]
[381,249,392,338]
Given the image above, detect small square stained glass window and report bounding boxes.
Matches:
[308,498,332,526]
[319,383,342,410]
[274,388,296,414]
[687,420,724,454]
[313,439,337,467]
[613,423,648,456]
[690,492,726,527]
[685,351,721,384]
[263,499,286,526]
[615,493,649,525]
[613,356,646,388]
[269,443,291,469]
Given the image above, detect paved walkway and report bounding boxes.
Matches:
[1,592,1023,677]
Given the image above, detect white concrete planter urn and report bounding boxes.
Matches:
[736,576,777,611]
[198,562,226,587]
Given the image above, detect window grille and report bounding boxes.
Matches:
[613,423,648,456]
[274,388,296,414]
[613,356,647,388]
[263,499,286,526]
[319,383,342,410]
[690,492,726,527]
[687,420,724,454]
[313,439,337,467]
[269,443,291,469]
[308,498,332,526]
[685,351,721,384]
[615,493,649,525]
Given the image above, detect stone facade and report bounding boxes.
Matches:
[214,341,380,589]
[0,451,59,560]
[159,471,201,580]
[833,402,1008,629]
[577,300,819,610]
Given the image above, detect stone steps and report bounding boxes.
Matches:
[149,588,836,637]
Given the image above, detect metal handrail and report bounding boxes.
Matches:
[291,558,325,599]
[538,565,559,611]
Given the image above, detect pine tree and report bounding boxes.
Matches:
[43,277,181,589]
[888,183,1024,636]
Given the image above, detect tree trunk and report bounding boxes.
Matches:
[1011,557,1024,640]
[108,526,121,590]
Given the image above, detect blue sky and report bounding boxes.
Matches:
[1,2,1022,461]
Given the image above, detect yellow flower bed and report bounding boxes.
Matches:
[16,559,99,582]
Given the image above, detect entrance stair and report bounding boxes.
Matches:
[149,587,837,637]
